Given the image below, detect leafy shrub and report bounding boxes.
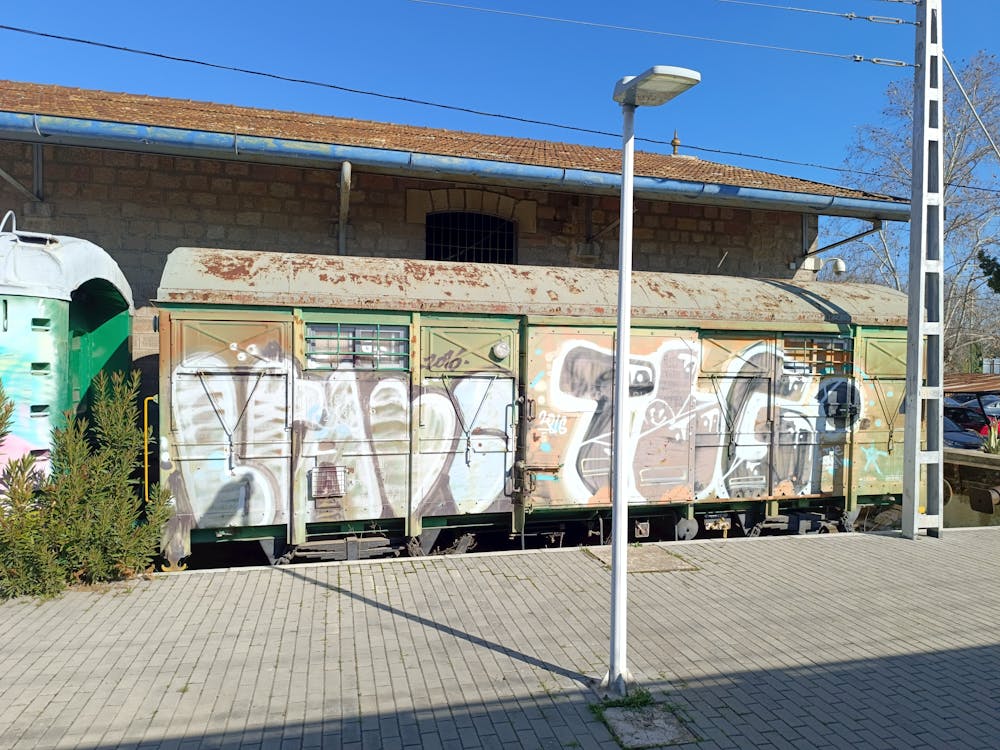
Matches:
[0,458,64,599]
[983,418,1000,455]
[0,372,171,599]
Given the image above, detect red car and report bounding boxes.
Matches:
[945,405,988,432]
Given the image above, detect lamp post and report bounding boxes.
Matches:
[604,66,700,698]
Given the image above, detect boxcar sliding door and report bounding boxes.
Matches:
[415,320,518,522]
[165,315,293,536]
[854,333,907,498]
[695,334,775,500]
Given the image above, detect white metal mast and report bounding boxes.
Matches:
[903,0,944,539]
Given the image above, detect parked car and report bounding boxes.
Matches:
[944,405,991,434]
[953,393,1000,415]
[943,416,984,449]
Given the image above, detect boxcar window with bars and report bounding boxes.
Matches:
[305,323,409,370]
[426,211,517,264]
[783,336,853,375]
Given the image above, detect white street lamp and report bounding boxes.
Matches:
[604,65,700,698]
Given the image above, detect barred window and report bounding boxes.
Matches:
[783,336,853,375]
[305,323,409,370]
[426,211,517,264]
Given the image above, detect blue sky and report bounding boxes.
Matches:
[0,1,996,191]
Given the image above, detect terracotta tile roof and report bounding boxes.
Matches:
[0,79,904,204]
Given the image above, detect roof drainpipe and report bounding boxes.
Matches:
[338,160,352,255]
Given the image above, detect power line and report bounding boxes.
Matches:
[0,22,996,196]
[407,0,912,67]
[0,23,620,139]
[943,53,1000,169]
[683,142,1000,195]
[717,0,916,25]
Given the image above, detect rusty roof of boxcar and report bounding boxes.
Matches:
[156,248,907,327]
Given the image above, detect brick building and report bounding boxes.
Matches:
[0,80,908,364]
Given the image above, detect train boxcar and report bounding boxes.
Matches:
[0,216,133,473]
[155,248,909,565]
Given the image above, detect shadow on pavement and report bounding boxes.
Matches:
[274,565,594,687]
[49,635,1000,749]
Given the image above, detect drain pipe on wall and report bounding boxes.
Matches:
[338,160,352,255]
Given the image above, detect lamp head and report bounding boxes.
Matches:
[613,66,701,107]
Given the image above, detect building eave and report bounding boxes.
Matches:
[0,111,911,222]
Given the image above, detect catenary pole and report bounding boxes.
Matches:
[902,0,945,539]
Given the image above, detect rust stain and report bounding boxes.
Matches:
[198,251,258,282]
[547,270,584,295]
[658,485,694,503]
[773,479,796,497]
[588,487,612,504]
[162,249,907,327]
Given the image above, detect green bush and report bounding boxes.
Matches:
[0,372,171,600]
[0,454,64,600]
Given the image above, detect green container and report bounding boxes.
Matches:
[0,227,132,470]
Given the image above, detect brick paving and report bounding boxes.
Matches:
[1,528,999,749]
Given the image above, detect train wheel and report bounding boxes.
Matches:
[675,518,699,541]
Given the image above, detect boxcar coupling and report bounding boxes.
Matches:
[0,217,133,473]
[155,248,909,566]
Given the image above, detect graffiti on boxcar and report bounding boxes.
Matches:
[414,375,513,517]
[296,372,410,520]
[163,346,516,530]
[162,323,900,536]
[165,353,289,529]
[525,334,863,505]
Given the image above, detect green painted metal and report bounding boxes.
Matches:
[191,524,287,544]
[69,309,132,407]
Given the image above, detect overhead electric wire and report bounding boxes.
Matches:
[0,22,996,197]
[684,142,1000,195]
[0,23,621,139]
[717,0,915,25]
[943,53,1000,169]
[407,0,911,66]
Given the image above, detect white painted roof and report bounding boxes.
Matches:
[0,230,134,309]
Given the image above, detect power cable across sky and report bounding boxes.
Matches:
[0,3,996,196]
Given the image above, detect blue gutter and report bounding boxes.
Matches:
[0,112,910,221]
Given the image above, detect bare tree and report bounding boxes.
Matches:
[835,52,1000,372]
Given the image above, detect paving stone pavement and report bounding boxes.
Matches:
[1,528,999,749]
